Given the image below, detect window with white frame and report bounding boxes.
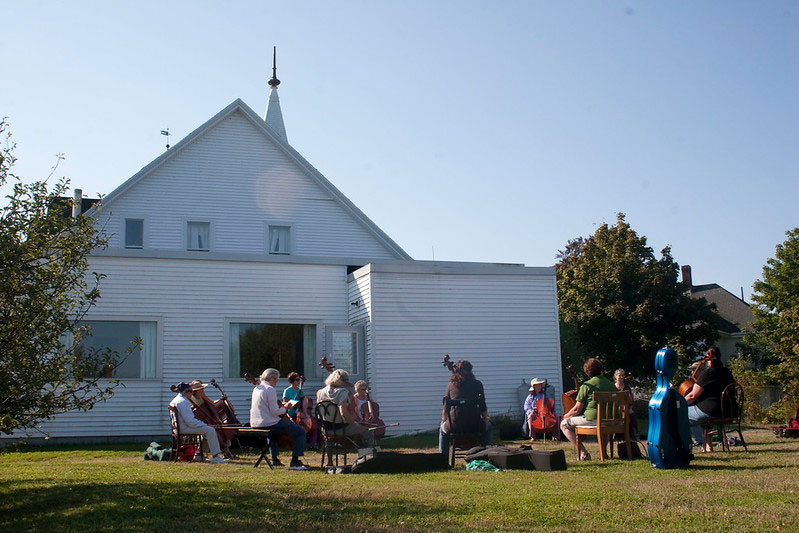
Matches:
[325,326,365,380]
[268,225,290,255]
[68,320,158,379]
[187,221,210,251]
[125,218,143,248]
[229,323,316,379]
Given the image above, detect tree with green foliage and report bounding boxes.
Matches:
[556,213,719,379]
[744,228,799,413]
[0,120,120,435]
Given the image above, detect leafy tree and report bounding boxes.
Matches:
[0,120,120,435]
[556,213,719,379]
[744,228,799,411]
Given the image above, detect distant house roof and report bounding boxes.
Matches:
[51,197,101,219]
[690,283,754,334]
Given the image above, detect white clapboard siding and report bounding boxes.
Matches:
[13,256,350,439]
[353,262,563,435]
[348,273,373,382]
[100,109,399,259]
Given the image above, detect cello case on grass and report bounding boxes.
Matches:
[647,347,694,469]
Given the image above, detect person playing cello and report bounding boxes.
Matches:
[439,359,493,454]
[169,382,228,463]
[523,378,560,440]
[187,379,237,457]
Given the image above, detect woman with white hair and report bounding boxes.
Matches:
[250,368,308,470]
[316,369,374,447]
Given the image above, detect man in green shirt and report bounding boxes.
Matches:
[560,358,616,461]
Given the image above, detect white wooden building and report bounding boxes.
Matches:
[7,77,563,441]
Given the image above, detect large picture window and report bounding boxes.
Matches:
[229,323,316,379]
[72,320,158,379]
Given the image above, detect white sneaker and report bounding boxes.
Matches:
[211,456,228,464]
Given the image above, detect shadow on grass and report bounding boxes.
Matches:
[0,479,450,531]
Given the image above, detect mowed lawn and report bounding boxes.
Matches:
[0,428,797,532]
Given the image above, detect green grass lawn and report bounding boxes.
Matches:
[1,428,797,532]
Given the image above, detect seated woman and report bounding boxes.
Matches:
[316,369,374,448]
[559,358,616,461]
[523,378,560,440]
[439,359,493,454]
[282,372,302,420]
[684,346,736,451]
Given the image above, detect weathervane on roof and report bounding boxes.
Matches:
[268,46,280,88]
[160,128,171,150]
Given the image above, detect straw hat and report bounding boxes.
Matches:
[190,379,208,391]
[529,378,546,391]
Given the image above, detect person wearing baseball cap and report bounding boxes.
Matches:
[169,382,228,463]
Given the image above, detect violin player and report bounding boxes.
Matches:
[683,346,736,451]
[316,369,374,447]
[169,382,228,463]
[439,359,493,454]
[249,368,309,470]
[523,378,560,440]
[559,357,616,461]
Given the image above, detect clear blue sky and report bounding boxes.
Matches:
[3,2,797,300]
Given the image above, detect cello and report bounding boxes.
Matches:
[209,378,240,426]
[677,352,712,399]
[294,375,318,437]
[171,383,235,458]
[561,365,580,414]
[358,384,386,438]
[531,381,558,438]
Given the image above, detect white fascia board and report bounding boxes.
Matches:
[91,247,377,268]
[348,260,555,281]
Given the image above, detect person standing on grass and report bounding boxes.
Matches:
[560,358,616,461]
[169,382,228,464]
[439,359,493,454]
[250,368,309,470]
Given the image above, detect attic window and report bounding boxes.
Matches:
[125,219,143,249]
[187,221,211,251]
[268,225,291,255]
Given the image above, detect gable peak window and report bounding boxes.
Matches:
[268,225,291,255]
[125,219,143,249]
[187,221,210,251]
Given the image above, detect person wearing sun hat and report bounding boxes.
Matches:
[169,381,228,463]
[523,378,560,440]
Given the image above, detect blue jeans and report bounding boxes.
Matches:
[438,420,493,454]
[687,405,712,444]
[257,419,306,459]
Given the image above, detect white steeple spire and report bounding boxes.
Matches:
[264,46,288,143]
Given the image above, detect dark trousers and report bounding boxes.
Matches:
[257,419,306,459]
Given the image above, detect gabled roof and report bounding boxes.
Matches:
[87,99,411,260]
[690,284,754,334]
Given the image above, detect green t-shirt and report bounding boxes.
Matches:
[576,375,617,420]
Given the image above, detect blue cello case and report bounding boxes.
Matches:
[647,347,694,469]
